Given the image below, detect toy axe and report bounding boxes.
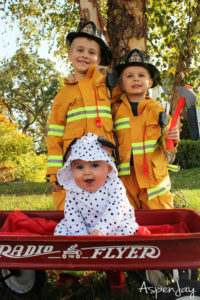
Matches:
[166,85,197,150]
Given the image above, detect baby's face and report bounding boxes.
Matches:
[71,159,112,192]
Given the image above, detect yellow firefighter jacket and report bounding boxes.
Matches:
[47,65,119,180]
[112,95,172,200]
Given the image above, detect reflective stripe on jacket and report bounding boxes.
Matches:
[47,65,115,178]
[112,95,170,193]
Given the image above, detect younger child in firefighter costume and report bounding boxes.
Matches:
[112,49,180,210]
[47,22,116,210]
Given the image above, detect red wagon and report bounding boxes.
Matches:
[0,208,200,299]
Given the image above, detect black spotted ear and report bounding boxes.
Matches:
[97,136,116,149]
[97,136,120,164]
[63,138,77,162]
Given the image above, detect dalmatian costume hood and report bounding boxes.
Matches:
[57,133,118,192]
[55,133,139,236]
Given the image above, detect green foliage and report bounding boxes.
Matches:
[1,0,79,60]
[0,118,33,164]
[14,152,47,182]
[180,117,194,140]
[0,48,62,153]
[0,164,14,183]
[146,0,200,94]
[97,0,108,19]
[1,0,199,96]
[0,115,47,182]
[175,140,200,169]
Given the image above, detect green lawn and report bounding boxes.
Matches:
[0,167,199,211]
[0,181,53,210]
[170,167,200,210]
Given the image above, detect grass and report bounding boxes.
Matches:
[0,167,199,211]
[0,181,52,195]
[170,167,200,210]
[0,181,53,210]
[0,167,199,299]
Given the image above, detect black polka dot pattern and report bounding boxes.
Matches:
[54,177,138,236]
[54,133,138,236]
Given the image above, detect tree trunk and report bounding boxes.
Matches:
[107,0,147,66]
[75,0,106,31]
[75,0,147,66]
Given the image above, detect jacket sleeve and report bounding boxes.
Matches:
[46,88,68,178]
[111,99,121,120]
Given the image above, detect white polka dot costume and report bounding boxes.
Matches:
[54,133,139,236]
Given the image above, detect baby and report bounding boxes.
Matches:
[54,133,139,236]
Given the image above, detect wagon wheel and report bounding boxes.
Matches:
[158,279,200,300]
[178,269,199,281]
[0,269,46,295]
[145,269,199,287]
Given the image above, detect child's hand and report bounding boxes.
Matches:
[90,229,103,236]
[51,181,63,191]
[165,126,180,142]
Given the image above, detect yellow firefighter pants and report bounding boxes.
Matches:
[52,189,66,211]
[120,166,173,210]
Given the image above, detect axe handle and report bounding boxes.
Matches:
[166,97,186,150]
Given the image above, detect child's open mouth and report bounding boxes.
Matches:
[132,84,141,88]
[85,179,94,183]
[79,60,89,65]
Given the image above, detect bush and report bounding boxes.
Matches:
[0,114,47,182]
[14,152,47,182]
[175,139,200,169]
[180,117,194,140]
[0,164,15,183]
[0,118,33,164]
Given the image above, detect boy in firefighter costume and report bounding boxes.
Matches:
[112,49,180,210]
[47,22,116,210]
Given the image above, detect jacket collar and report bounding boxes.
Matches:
[119,94,155,114]
[64,65,105,86]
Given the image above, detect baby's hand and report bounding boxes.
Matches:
[51,181,63,191]
[165,126,180,142]
[90,230,103,236]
